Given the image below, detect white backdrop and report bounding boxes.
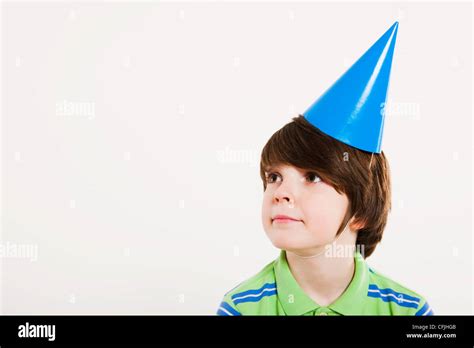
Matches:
[1,1,472,314]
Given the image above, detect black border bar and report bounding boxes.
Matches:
[0,315,472,346]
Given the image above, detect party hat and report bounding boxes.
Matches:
[303,22,399,153]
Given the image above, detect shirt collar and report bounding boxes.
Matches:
[274,249,370,315]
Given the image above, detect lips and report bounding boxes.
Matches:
[272,214,302,223]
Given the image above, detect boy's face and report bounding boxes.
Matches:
[262,164,350,254]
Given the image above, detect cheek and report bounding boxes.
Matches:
[301,186,348,236]
[261,190,273,228]
[303,209,335,239]
[260,183,349,250]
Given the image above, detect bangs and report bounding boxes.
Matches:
[259,115,346,189]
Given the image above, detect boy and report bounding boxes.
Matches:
[216,22,433,316]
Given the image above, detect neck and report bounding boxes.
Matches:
[285,231,357,307]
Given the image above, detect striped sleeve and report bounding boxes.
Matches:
[216,294,241,316]
[415,299,434,316]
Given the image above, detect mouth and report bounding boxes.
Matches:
[272,215,302,224]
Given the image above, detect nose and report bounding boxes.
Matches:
[273,182,295,205]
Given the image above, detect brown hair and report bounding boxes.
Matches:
[259,115,391,258]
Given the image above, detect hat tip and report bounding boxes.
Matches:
[388,21,399,38]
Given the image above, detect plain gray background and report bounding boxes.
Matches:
[1,1,472,314]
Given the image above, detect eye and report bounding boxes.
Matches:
[265,172,281,184]
[306,172,321,184]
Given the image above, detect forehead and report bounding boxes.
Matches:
[264,163,305,173]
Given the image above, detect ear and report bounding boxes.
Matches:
[349,217,366,231]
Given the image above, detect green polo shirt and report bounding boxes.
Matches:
[217,250,433,316]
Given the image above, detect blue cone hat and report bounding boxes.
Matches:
[303,22,399,153]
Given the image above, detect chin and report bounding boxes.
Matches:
[266,229,314,251]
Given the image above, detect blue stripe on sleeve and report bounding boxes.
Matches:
[217,301,241,316]
[232,288,277,305]
[368,284,421,303]
[367,284,420,309]
[231,282,276,300]
[368,292,419,309]
[415,301,434,316]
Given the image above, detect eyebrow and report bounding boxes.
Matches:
[264,165,319,175]
[264,165,280,172]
